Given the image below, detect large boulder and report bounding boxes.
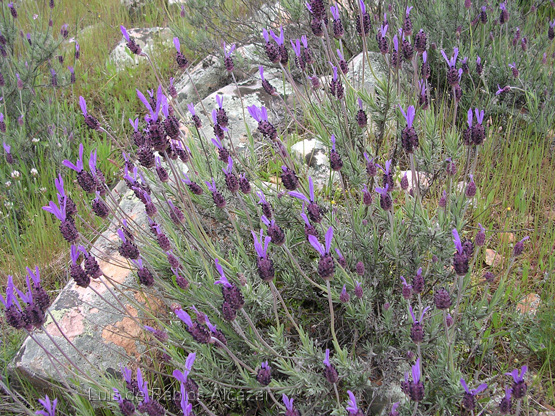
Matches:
[10,181,165,391]
[348,51,388,93]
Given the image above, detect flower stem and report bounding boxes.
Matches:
[326,280,341,353]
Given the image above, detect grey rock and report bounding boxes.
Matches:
[190,69,292,151]
[290,139,335,190]
[10,186,164,391]
[109,27,172,71]
[348,51,388,93]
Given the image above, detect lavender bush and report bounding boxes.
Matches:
[2,0,553,415]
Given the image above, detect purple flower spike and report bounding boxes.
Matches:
[332,65,338,81]
[337,49,344,60]
[187,103,196,116]
[399,105,416,127]
[180,384,193,416]
[406,6,413,16]
[422,51,427,63]
[175,307,193,328]
[283,394,295,411]
[461,378,488,395]
[308,234,325,256]
[289,191,310,204]
[379,24,388,37]
[36,395,58,416]
[375,184,389,196]
[346,390,359,414]
[323,348,331,366]
[0,276,15,308]
[42,199,66,221]
[359,0,366,14]
[441,47,459,67]
[467,108,473,128]
[291,39,301,57]
[214,258,232,287]
[474,108,484,124]
[252,229,271,258]
[247,105,261,122]
[271,26,285,45]
[120,26,129,41]
[62,142,85,172]
[262,28,270,43]
[136,368,149,403]
[223,42,236,57]
[330,6,339,19]
[136,89,155,120]
[216,94,224,109]
[412,358,421,383]
[393,35,399,52]
[173,37,181,52]
[324,226,333,254]
[185,352,196,370]
[452,229,463,253]
[79,96,87,116]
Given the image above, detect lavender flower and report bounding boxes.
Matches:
[356,0,371,36]
[173,37,189,68]
[77,96,100,131]
[291,38,305,70]
[215,258,244,310]
[460,378,488,410]
[340,285,350,303]
[262,28,280,63]
[70,245,89,287]
[400,276,412,300]
[399,105,418,153]
[376,184,392,211]
[418,80,428,110]
[270,26,288,64]
[113,389,135,416]
[391,35,401,69]
[355,281,364,299]
[377,24,389,54]
[282,394,300,416]
[390,402,400,416]
[452,229,469,276]
[187,103,202,129]
[290,177,322,223]
[205,178,226,208]
[403,6,414,36]
[509,62,519,78]
[346,390,364,415]
[499,3,509,24]
[465,174,477,198]
[223,157,238,193]
[256,361,272,386]
[42,198,79,242]
[414,29,427,53]
[328,66,344,99]
[247,105,277,140]
[323,348,339,384]
[480,5,488,24]
[259,66,276,96]
[74,42,80,59]
[253,229,274,281]
[120,25,142,55]
[364,153,377,176]
[356,99,368,127]
[309,226,335,279]
[409,305,430,343]
[476,55,483,76]
[499,386,512,414]
[223,42,236,71]
[215,94,229,127]
[257,191,273,218]
[281,166,298,190]
[337,49,348,74]
[300,206,318,240]
[412,267,424,294]
[335,248,347,268]
[330,135,343,171]
[549,20,555,41]
[496,84,511,95]
[1,276,25,329]
[421,51,430,79]
[377,160,394,190]
[441,47,460,86]
[330,5,344,38]
[8,2,18,18]
[434,287,451,309]
[3,142,13,164]
[36,395,57,416]
[513,236,529,257]
[408,358,425,401]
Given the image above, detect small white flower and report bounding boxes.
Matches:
[40,187,47,193]
[30,168,38,176]
[5,181,12,188]
[11,170,21,179]
[4,201,13,209]
[32,137,40,143]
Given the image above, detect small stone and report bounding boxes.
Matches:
[485,249,504,267]
[516,293,541,315]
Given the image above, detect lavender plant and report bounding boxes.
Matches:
[2,0,550,415]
